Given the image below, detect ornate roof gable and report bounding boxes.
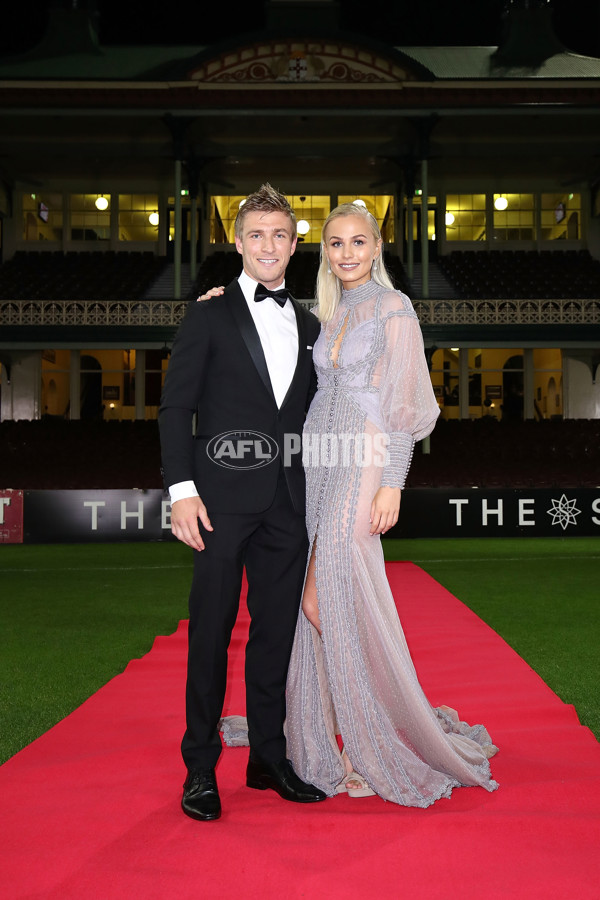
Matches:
[188,40,424,84]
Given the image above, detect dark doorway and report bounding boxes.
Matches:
[502,355,524,421]
[80,355,103,420]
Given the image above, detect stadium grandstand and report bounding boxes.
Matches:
[1,0,599,496]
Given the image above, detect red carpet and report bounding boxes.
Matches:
[1,563,599,899]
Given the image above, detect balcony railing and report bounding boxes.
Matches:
[0,300,190,327]
[1,297,599,327]
[412,298,600,325]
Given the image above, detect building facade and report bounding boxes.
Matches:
[1,0,599,423]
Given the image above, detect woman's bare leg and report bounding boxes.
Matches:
[301,542,321,634]
[301,543,365,790]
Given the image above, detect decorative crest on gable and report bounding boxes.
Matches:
[189,41,415,84]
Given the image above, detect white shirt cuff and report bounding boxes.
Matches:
[168,480,199,504]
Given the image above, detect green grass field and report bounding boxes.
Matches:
[1,537,598,765]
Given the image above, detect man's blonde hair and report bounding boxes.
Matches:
[234,183,297,239]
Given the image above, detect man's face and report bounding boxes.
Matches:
[235,209,297,290]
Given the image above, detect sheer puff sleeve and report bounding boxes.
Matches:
[377,292,440,489]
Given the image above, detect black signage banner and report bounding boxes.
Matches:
[12,488,600,543]
[389,488,600,539]
[23,490,174,543]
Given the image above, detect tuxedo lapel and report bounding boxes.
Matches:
[225,281,276,403]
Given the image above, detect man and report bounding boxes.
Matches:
[159,183,325,821]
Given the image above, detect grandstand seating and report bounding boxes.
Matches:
[407,418,600,489]
[1,418,597,490]
[193,246,600,301]
[190,248,600,302]
[3,248,597,305]
[0,251,167,302]
[0,419,162,490]
[438,249,600,300]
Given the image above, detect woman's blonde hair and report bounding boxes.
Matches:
[316,203,395,322]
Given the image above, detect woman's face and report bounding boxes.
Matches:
[323,214,382,290]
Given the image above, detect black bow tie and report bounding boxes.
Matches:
[254,284,289,308]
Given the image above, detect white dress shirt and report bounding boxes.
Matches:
[169,271,299,504]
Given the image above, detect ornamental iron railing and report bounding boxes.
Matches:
[1,298,599,327]
[0,300,190,327]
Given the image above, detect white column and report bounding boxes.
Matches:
[0,358,13,421]
[1,351,42,420]
[562,351,600,419]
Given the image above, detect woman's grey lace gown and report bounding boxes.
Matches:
[285,280,499,806]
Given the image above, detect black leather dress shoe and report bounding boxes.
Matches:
[246,757,327,803]
[181,768,221,821]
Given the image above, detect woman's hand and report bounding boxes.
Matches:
[370,487,401,535]
[197,286,225,301]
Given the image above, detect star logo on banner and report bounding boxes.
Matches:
[546,494,582,531]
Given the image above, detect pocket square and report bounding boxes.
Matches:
[307,345,313,350]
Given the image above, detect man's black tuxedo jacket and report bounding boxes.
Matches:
[159,279,321,516]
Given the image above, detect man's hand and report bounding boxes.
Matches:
[197,286,224,301]
[369,486,401,535]
[170,496,213,551]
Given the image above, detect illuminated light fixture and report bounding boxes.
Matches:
[450,347,459,352]
[296,196,310,236]
[494,195,508,211]
[181,189,189,196]
[239,198,247,208]
[445,212,455,226]
[431,233,436,241]
[95,195,109,211]
[353,199,367,207]
[415,189,422,196]
[148,211,159,226]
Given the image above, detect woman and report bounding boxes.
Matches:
[201,203,499,806]
[284,203,498,805]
